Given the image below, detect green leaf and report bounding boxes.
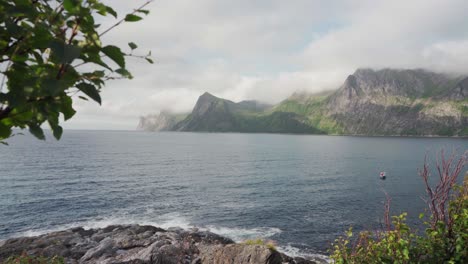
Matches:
[47,111,62,141]
[136,9,150,15]
[60,97,76,121]
[43,79,63,96]
[128,42,137,50]
[0,122,12,139]
[101,45,125,68]
[419,213,424,219]
[14,111,34,122]
[49,41,82,63]
[76,83,101,104]
[145,58,154,64]
[63,0,80,13]
[125,14,142,22]
[63,45,82,63]
[29,125,45,140]
[93,2,109,17]
[403,248,409,259]
[105,6,118,18]
[85,53,112,71]
[115,68,133,79]
[11,53,28,63]
[51,125,63,140]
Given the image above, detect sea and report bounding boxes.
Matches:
[0,130,466,260]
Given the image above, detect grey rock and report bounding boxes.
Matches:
[198,244,282,264]
[0,225,321,264]
[446,76,468,101]
[80,237,115,262]
[326,68,467,136]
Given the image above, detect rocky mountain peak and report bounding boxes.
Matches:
[340,75,360,100]
[336,68,460,99]
[200,92,217,99]
[192,92,231,117]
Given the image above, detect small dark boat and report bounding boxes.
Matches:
[379,171,386,180]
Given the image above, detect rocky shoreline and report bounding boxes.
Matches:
[0,225,327,264]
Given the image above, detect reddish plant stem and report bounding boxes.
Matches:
[418,150,467,229]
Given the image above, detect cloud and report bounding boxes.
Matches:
[422,40,468,73]
[301,0,468,72]
[64,0,468,129]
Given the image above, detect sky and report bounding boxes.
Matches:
[65,0,468,130]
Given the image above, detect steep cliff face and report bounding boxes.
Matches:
[137,112,187,132]
[326,69,467,135]
[446,76,468,101]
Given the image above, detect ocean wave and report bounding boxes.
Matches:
[203,225,282,242]
[14,212,193,238]
[13,213,281,244]
[277,244,331,263]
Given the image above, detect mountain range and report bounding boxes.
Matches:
[138,68,468,136]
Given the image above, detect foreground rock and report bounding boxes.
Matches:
[0,225,324,264]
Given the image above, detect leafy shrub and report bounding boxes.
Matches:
[330,151,468,264]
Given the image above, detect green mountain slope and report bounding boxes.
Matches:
[146,69,467,136]
[173,92,323,133]
[272,91,345,134]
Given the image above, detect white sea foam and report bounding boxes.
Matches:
[79,212,194,231]
[203,225,282,242]
[13,212,193,238]
[14,213,280,244]
[277,244,331,263]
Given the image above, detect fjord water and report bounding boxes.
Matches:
[0,131,466,257]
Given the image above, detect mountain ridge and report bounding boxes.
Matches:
[326,68,466,135]
[139,68,467,136]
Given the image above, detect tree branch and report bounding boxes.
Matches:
[0,106,12,121]
[99,0,154,37]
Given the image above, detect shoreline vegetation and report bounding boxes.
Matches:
[331,150,467,264]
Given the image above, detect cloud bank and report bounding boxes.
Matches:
[65,0,468,129]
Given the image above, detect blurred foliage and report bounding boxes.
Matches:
[330,165,468,263]
[0,0,153,143]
